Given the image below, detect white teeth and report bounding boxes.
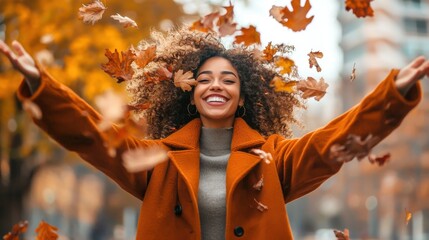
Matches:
[206,96,227,103]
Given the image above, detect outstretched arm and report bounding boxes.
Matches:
[395,56,429,96]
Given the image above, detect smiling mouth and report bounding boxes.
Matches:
[205,96,228,103]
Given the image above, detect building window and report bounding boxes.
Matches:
[403,18,428,34]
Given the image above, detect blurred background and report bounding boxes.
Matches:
[0,0,428,239]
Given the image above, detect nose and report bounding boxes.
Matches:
[209,79,222,91]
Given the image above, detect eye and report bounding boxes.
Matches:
[197,79,210,84]
[224,79,236,84]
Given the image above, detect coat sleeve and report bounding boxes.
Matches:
[16,67,156,200]
[270,69,422,203]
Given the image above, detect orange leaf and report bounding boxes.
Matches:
[405,209,412,225]
[262,42,277,62]
[217,3,234,27]
[270,76,298,93]
[122,145,168,172]
[35,221,58,240]
[174,69,197,92]
[144,66,173,83]
[189,20,210,33]
[275,57,295,75]
[345,0,374,18]
[270,0,314,32]
[78,0,107,25]
[333,228,350,240]
[219,22,237,37]
[111,13,138,28]
[3,220,28,240]
[101,49,136,83]
[135,45,156,68]
[330,134,382,163]
[368,153,390,166]
[296,77,328,101]
[234,25,261,46]
[308,51,323,72]
[201,12,221,31]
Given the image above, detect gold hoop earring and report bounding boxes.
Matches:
[237,105,246,118]
[187,103,198,116]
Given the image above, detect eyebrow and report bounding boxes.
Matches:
[197,70,237,78]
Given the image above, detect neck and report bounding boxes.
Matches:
[200,116,235,128]
[199,127,233,155]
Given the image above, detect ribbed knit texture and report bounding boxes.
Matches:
[198,127,232,240]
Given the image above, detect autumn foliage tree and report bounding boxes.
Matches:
[0,0,185,235]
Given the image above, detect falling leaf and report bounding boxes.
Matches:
[134,45,156,68]
[254,198,269,212]
[296,77,329,101]
[262,42,277,62]
[202,12,221,30]
[275,57,295,75]
[308,51,323,72]
[345,0,374,18]
[122,145,168,172]
[234,25,261,46]
[333,228,350,240]
[368,153,390,166]
[144,66,173,83]
[250,149,272,164]
[405,209,412,225]
[270,0,314,32]
[3,220,28,240]
[94,90,127,131]
[35,221,58,240]
[350,63,356,81]
[219,22,237,37]
[253,175,264,191]
[174,69,197,92]
[217,3,234,28]
[111,13,138,28]
[270,76,298,93]
[22,100,42,120]
[101,49,136,83]
[78,0,107,25]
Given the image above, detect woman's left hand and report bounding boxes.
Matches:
[395,56,429,96]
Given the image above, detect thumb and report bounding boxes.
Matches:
[11,40,26,56]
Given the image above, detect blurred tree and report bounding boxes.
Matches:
[0,0,185,235]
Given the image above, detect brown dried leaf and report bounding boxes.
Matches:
[262,42,277,62]
[174,69,197,92]
[201,12,221,31]
[308,51,323,72]
[219,22,237,37]
[101,49,136,83]
[217,4,234,27]
[122,145,168,172]
[35,221,58,240]
[3,220,28,240]
[270,76,298,93]
[234,25,261,46]
[23,100,42,120]
[111,13,138,28]
[368,153,391,166]
[296,77,328,101]
[94,90,127,131]
[270,0,314,32]
[134,45,156,68]
[350,63,356,82]
[189,20,211,33]
[275,57,295,75]
[333,228,350,240]
[345,0,374,18]
[78,0,107,25]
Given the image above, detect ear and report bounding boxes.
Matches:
[239,97,244,107]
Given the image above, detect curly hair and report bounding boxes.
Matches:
[127,27,304,139]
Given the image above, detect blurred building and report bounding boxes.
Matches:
[337,0,429,239]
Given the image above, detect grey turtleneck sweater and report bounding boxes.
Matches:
[198,127,233,240]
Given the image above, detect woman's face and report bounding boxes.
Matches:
[192,56,243,128]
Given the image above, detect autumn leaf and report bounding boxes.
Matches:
[270,76,298,93]
[296,77,328,101]
[345,0,374,18]
[308,51,323,72]
[101,49,136,83]
[78,0,107,25]
[23,100,42,120]
[111,13,138,28]
[270,0,314,32]
[134,45,156,68]
[174,69,197,92]
[262,42,277,62]
[144,66,173,83]
[35,221,58,240]
[189,20,210,33]
[94,90,127,131]
[350,63,357,81]
[122,145,168,172]
[3,220,28,240]
[219,22,237,37]
[217,3,234,28]
[405,209,412,225]
[333,228,350,240]
[234,25,261,46]
[368,153,390,166]
[275,57,295,75]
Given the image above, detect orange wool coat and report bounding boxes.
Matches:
[18,68,421,239]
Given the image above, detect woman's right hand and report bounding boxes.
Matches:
[0,40,41,93]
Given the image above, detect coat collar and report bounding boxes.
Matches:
[162,118,266,151]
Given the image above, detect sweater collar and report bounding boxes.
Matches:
[162,118,265,151]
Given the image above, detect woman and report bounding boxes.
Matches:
[1,29,428,239]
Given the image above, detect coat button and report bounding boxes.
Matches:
[174,204,182,216]
[234,226,244,237]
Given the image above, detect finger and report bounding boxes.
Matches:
[11,40,26,57]
[0,40,18,62]
[408,56,426,68]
